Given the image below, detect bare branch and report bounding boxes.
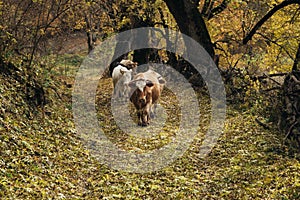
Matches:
[207,0,231,20]
[290,7,300,23]
[201,0,212,15]
[257,32,295,60]
[255,118,271,130]
[243,0,300,44]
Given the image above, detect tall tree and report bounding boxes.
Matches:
[163,0,215,58]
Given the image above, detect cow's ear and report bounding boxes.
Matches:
[120,69,126,75]
[146,80,154,87]
[158,77,166,84]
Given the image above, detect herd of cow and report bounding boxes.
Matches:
[111,59,166,126]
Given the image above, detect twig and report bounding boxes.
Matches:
[284,119,298,140]
[255,118,271,130]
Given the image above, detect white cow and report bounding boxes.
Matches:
[112,65,132,99]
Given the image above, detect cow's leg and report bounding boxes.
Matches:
[114,83,119,98]
[137,110,143,126]
[112,83,119,103]
[113,79,118,96]
[146,111,151,125]
[150,103,157,119]
[136,109,147,126]
[141,110,148,126]
[141,104,151,126]
[122,85,129,102]
[118,83,124,102]
[121,90,126,102]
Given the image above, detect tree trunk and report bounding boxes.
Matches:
[108,32,131,76]
[279,42,300,147]
[279,71,300,146]
[131,16,152,68]
[163,0,215,58]
[86,31,95,53]
[85,15,96,53]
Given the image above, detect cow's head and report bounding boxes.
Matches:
[129,79,154,105]
[120,60,138,70]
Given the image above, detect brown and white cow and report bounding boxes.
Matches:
[128,70,166,126]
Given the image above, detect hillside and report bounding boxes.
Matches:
[1,61,300,199]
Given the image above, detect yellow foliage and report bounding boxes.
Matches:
[208,0,299,74]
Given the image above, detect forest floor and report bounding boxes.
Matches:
[1,57,300,199]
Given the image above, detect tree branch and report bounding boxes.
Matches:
[255,118,271,130]
[243,0,300,44]
[257,32,295,60]
[201,0,212,15]
[207,0,230,20]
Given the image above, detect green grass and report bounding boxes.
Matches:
[1,61,300,199]
[40,53,85,76]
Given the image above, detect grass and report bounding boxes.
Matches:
[1,58,300,199]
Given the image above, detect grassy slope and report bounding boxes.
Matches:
[0,64,300,199]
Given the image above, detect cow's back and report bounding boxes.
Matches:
[142,70,161,83]
[151,84,162,104]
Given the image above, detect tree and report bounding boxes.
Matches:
[0,0,85,65]
[200,0,231,20]
[243,0,300,45]
[163,0,215,58]
[0,0,87,109]
[84,0,116,53]
[108,0,169,75]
